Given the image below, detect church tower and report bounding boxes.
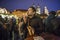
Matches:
[36,4,41,14]
[44,6,49,16]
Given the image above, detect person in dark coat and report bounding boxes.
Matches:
[2,24,8,40]
[44,11,56,33]
[0,15,6,40]
[20,6,44,39]
[51,15,60,36]
[0,22,3,40]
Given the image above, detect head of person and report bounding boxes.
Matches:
[49,11,56,15]
[27,6,36,18]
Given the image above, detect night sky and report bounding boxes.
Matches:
[0,0,60,12]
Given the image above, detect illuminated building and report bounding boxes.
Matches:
[36,5,41,14]
[12,9,27,18]
[44,6,49,16]
[0,8,11,18]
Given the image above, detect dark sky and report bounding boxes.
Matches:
[0,0,60,12]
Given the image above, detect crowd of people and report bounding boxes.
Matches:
[0,6,60,40]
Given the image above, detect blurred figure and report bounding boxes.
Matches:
[2,23,8,40]
[0,15,4,23]
[20,6,44,40]
[0,20,3,40]
[44,11,56,33]
[50,11,60,36]
[4,17,8,23]
[0,15,5,40]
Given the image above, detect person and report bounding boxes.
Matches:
[0,21,3,40]
[2,23,8,40]
[44,11,56,33]
[20,6,44,39]
[50,11,60,36]
[51,16,60,36]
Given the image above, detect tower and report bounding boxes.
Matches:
[44,6,49,15]
[36,4,41,14]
